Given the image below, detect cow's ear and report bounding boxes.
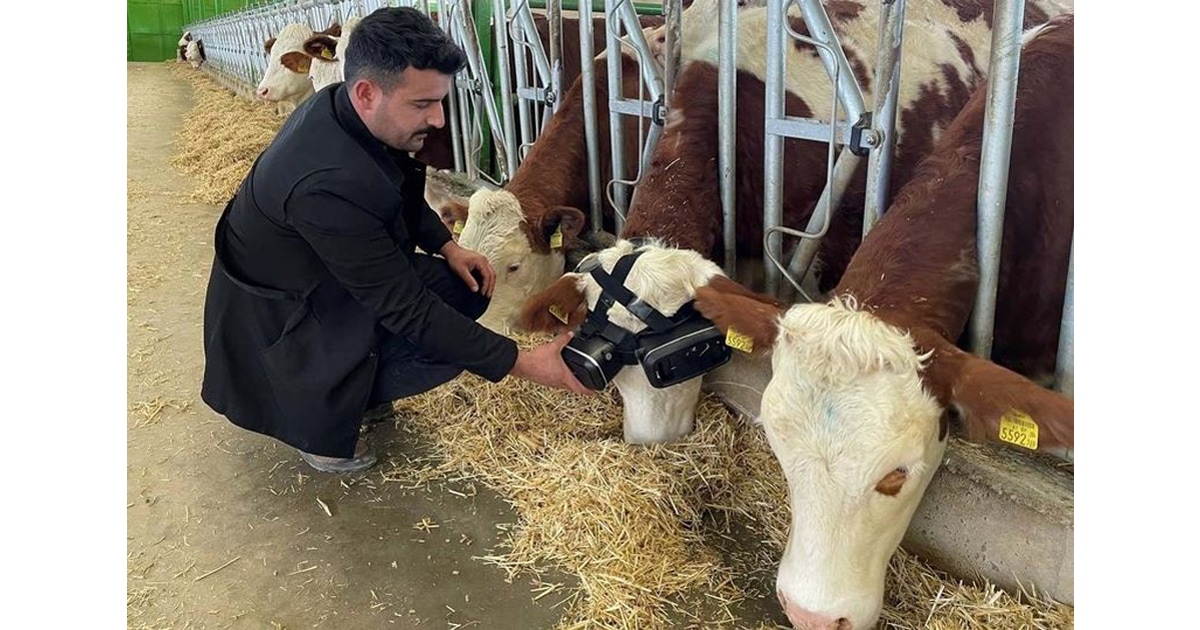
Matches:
[910,327,1073,453]
[281,51,312,74]
[319,22,342,37]
[537,206,586,251]
[518,274,588,334]
[694,276,785,355]
[303,34,338,61]
[264,37,276,54]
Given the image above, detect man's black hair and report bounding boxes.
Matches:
[344,7,467,91]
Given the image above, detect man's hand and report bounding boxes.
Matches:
[509,332,594,395]
[440,240,495,297]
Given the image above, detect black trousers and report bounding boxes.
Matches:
[367,255,490,406]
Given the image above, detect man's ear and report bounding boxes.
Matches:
[518,274,588,334]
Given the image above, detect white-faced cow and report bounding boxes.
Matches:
[256,22,341,115]
[524,13,1073,628]
[300,16,362,93]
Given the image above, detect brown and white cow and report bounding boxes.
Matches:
[622,0,1069,298]
[177,31,192,62]
[256,22,341,115]
[302,16,362,94]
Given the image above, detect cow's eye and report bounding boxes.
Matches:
[874,468,907,496]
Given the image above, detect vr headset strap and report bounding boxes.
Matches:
[588,253,677,333]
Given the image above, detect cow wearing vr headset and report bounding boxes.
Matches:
[520,13,1074,629]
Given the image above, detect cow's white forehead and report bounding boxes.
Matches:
[459,189,528,261]
[272,23,314,55]
[576,241,722,334]
[763,297,941,466]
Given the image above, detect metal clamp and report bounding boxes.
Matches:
[651,94,667,126]
[849,112,879,156]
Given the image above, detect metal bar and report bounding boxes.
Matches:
[579,1,604,233]
[604,0,629,232]
[765,117,853,144]
[762,0,786,295]
[662,0,682,106]
[796,0,866,123]
[507,2,537,153]
[440,5,468,173]
[547,0,563,115]
[968,0,1025,358]
[614,0,663,102]
[718,0,737,276]
[494,0,520,176]
[1055,239,1074,397]
[608,99,657,117]
[780,147,862,300]
[862,0,906,235]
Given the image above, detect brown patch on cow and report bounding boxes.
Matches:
[947,31,983,79]
[264,37,276,54]
[874,468,907,496]
[518,275,588,334]
[834,14,1074,451]
[304,34,338,61]
[280,51,313,75]
[825,0,866,21]
[938,0,1051,30]
[317,22,342,37]
[178,45,187,61]
[693,285,785,354]
[623,60,864,293]
[503,54,650,241]
[704,275,784,309]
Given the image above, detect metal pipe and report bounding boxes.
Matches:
[508,3,537,153]
[662,0,682,103]
[604,0,629,232]
[796,0,866,123]
[493,0,520,176]
[968,0,1025,358]
[780,147,862,301]
[439,4,467,173]
[579,0,604,233]
[1055,239,1074,397]
[718,0,738,276]
[614,0,663,102]
[762,0,786,295]
[547,0,563,115]
[516,5,552,85]
[862,0,906,235]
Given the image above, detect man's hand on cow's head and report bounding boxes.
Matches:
[440,240,495,297]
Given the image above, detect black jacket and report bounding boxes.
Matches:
[201,83,518,458]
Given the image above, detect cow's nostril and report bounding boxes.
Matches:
[836,618,850,630]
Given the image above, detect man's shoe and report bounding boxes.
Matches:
[298,440,377,473]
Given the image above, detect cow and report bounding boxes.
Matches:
[256,22,341,115]
[302,16,361,93]
[452,2,764,335]
[177,31,192,62]
[523,13,1073,628]
[622,0,1070,300]
[185,39,206,70]
[460,0,1064,337]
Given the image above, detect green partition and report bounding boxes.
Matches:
[127,0,255,61]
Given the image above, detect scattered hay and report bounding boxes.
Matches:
[130,396,193,428]
[390,332,1073,629]
[167,63,284,204]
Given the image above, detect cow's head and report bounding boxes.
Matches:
[186,39,206,69]
[692,288,1074,629]
[520,240,780,444]
[257,23,318,103]
[457,188,585,334]
[645,0,765,67]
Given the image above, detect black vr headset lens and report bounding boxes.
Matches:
[560,250,732,391]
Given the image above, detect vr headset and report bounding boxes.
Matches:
[561,249,732,391]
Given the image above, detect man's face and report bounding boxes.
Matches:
[362,67,452,153]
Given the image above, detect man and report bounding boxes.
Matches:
[201,7,589,474]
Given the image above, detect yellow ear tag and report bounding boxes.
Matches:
[998,409,1039,450]
[549,227,563,249]
[548,304,569,325]
[725,327,754,353]
[452,220,465,235]
[321,47,334,60]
